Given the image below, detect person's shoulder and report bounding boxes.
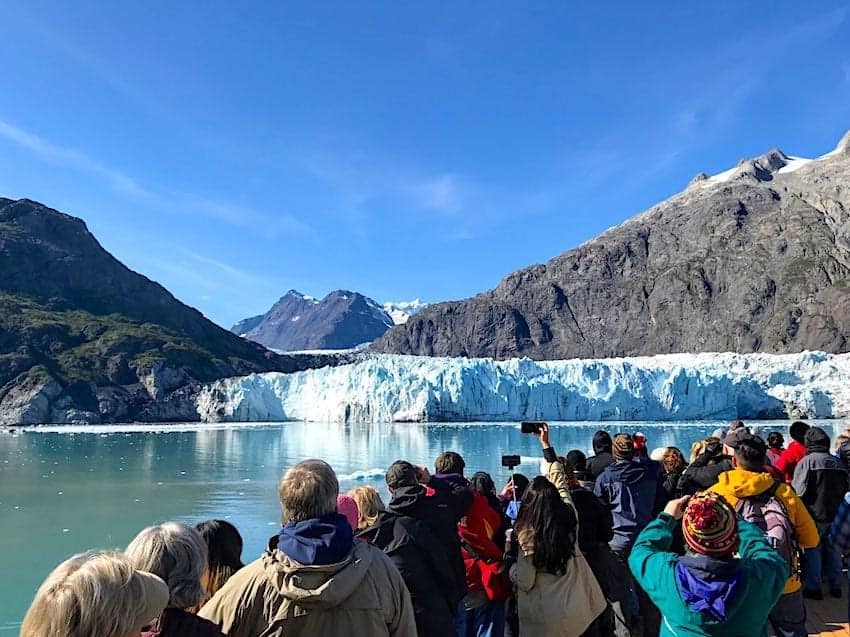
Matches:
[358,541,406,581]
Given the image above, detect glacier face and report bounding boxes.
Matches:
[195,351,850,423]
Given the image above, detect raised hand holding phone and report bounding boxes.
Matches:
[663,495,691,520]
[535,422,550,448]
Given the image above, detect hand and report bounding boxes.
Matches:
[663,495,690,520]
[416,466,430,484]
[536,422,551,448]
[500,479,514,498]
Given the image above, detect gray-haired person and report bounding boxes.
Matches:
[125,522,223,636]
[199,458,416,637]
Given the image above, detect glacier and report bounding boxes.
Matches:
[195,351,850,424]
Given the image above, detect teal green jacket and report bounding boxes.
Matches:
[628,514,787,637]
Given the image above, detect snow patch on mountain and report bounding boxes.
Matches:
[383,299,428,325]
[196,350,850,424]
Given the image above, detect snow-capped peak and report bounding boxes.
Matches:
[383,298,428,325]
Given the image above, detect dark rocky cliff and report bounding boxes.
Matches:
[373,132,850,360]
[0,199,351,424]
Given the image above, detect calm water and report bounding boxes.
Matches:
[1,419,846,629]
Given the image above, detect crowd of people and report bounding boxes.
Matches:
[18,420,850,637]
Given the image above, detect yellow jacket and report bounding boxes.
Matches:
[709,468,819,595]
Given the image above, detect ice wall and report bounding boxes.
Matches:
[195,351,850,423]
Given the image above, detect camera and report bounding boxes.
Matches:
[501,454,521,469]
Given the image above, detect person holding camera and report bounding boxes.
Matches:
[507,423,609,637]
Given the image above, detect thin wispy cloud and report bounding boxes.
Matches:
[0,118,313,238]
[0,119,151,198]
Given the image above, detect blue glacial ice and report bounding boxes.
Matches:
[195,351,850,423]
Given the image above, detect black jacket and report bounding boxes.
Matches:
[679,453,733,495]
[358,507,458,637]
[792,427,849,523]
[587,431,614,479]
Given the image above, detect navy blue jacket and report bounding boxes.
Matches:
[594,459,663,550]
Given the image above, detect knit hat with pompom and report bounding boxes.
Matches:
[682,492,739,557]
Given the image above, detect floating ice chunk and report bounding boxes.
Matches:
[337,468,386,481]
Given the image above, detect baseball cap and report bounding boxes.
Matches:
[385,460,419,489]
[725,429,766,454]
[131,570,169,631]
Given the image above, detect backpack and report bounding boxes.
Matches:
[734,481,801,579]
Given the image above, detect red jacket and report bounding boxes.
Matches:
[775,440,807,483]
[459,493,504,595]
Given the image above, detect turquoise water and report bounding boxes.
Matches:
[1,419,846,630]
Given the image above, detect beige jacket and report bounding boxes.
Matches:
[198,538,416,637]
[509,460,608,637]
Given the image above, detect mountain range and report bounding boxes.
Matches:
[0,199,351,424]
[373,130,850,359]
[232,291,426,351]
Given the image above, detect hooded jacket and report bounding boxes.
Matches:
[198,520,416,637]
[594,459,663,550]
[679,450,733,495]
[791,428,849,524]
[358,496,459,637]
[587,431,614,479]
[708,468,818,594]
[629,515,787,637]
[775,440,807,483]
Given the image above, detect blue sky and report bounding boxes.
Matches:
[0,2,849,328]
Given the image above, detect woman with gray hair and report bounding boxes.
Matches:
[125,522,223,637]
[21,550,168,637]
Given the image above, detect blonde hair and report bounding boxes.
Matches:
[125,522,207,610]
[835,428,850,452]
[349,486,386,530]
[279,459,338,524]
[21,551,155,637]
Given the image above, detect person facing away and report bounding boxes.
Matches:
[349,485,386,531]
[357,460,463,637]
[679,436,734,495]
[828,488,850,623]
[708,433,818,637]
[629,492,787,637]
[20,550,169,637]
[593,433,664,552]
[766,432,785,465]
[431,450,506,637]
[195,520,245,606]
[791,426,849,600]
[775,421,810,483]
[199,459,416,637]
[594,433,664,634]
[509,423,609,637]
[586,430,614,479]
[125,522,223,637]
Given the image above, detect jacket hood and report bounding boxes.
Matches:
[387,483,430,517]
[278,513,354,566]
[805,427,830,453]
[264,533,373,609]
[675,554,743,622]
[593,431,613,454]
[605,459,651,484]
[712,468,775,498]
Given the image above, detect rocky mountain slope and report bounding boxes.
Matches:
[373,130,850,360]
[232,290,395,351]
[0,199,351,424]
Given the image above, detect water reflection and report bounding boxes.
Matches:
[1,419,848,628]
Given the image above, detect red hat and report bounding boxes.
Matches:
[633,432,647,450]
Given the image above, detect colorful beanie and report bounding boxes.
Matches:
[682,492,739,557]
[612,434,634,461]
[337,495,360,531]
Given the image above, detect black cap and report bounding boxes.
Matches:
[386,460,419,489]
[726,429,766,454]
